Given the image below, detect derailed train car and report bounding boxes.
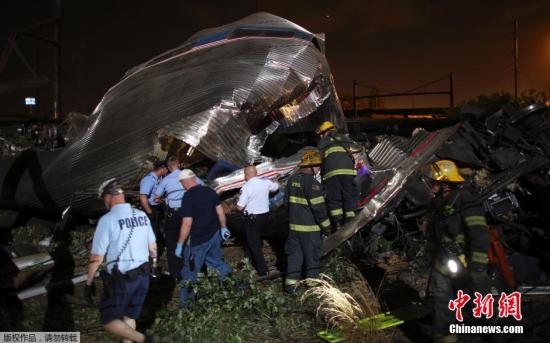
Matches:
[0,12,345,217]
[323,102,550,288]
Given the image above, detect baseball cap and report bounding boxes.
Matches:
[178,169,196,181]
[98,178,124,198]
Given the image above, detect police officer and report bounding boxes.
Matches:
[153,156,203,278]
[284,150,331,293]
[237,165,279,277]
[316,121,359,227]
[175,169,232,307]
[140,161,168,256]
[425,160,491,343]
[84,178,156,343]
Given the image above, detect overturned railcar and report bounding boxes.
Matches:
[0,12,345,216]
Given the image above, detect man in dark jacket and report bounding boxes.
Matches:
[284,150,331,293]
[317,121,358,227]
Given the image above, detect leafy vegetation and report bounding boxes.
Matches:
[147,254,369,342]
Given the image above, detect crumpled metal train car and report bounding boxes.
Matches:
[0,12,345,216]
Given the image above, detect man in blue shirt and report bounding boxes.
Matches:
[140,161,167,256]
[175,169,232,308]
[153,156,203,278]
[85,178,156,343]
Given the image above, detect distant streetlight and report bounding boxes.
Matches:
[25,97,36,115]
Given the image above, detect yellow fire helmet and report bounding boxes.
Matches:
[430,160,465,183]
[316,121,335,135]
[299,150,322,167]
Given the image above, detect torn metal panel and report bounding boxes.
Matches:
[12,253,53,271]
[322,124,460,256]
[212,148,309,194]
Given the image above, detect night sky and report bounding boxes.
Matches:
[1,0,549,118]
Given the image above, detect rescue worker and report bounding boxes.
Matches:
[175,169,232,307]
[237,165,279,277]
[316,121,359,227]
[153,156,203,278]
[425,160,491,343]
[139,161,168,256]
[284,150,331,293]
[84,179,156,343]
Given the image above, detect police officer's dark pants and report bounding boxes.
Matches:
[284,230,322,289]
[165,209,183,278]
[148,205,165,256]
[244,213,269,275]
[326,175,358,225]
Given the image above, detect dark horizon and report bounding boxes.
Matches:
[1,0,549,119]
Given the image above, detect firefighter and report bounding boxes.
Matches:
[284,150,331,293]
[316,121,358,227]
[425,160,491,343]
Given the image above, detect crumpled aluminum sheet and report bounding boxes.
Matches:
[211,147,316,194]
[0,12,345,215]
[322,124,461,256]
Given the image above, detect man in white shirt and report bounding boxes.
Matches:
[237,165,279,277]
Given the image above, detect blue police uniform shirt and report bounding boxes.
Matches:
[91,203,156,273]
[237,177,279,215]
[179,185,221,246]
[154,169,204,209]
[139,172,160,206]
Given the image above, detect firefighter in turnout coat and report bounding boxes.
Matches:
[284,150,331,293]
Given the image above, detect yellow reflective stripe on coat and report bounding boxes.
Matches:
[471,251,489,264]
[310,196,325,205]
[290,223,321,232]
[345,211,356,218]
[320,219,331,228]
[324,169,357,180]
[330,208,343,216]
[324,146,347,158]
[455,234,465,244]
[464,216,487,227]
[289,196,308,205]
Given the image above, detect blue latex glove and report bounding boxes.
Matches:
[220,227,231,241]
[175,243,183,258]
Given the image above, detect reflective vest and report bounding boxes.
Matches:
[286,172,331,232]
[427,186,490,275]
[318,133,356,180]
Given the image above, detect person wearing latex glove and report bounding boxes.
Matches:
[220,227,231,241]
[176,169,232,308]
[175,243,183,258]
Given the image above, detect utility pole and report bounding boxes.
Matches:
[53,0,62,120]
[514,18,518,100]
[449,72,454,108]
[353,79,357,118]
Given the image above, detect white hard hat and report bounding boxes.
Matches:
[178,169,196,181]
